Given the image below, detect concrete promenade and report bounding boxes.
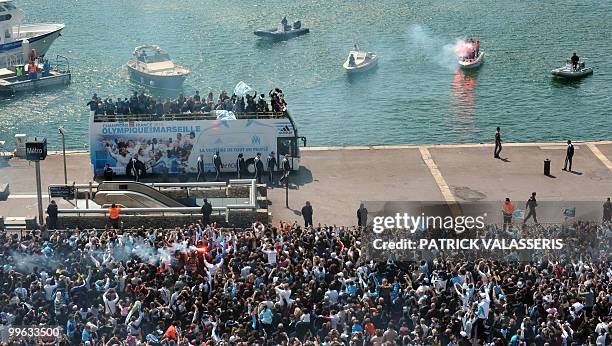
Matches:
[1,141,611,226]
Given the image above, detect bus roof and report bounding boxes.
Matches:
[92,111,292,123]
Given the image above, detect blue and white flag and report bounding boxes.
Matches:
[512,210,525,218]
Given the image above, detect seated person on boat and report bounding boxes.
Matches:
[348,53,356,67]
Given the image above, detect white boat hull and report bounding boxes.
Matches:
[551,66,593,78]
[343,53,379,73]
[458,51,484,69]
[0,24,64,67]
[0,71,71,94]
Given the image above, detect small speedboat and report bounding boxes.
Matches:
[254,19,309,40]
[458,51,484,69]
[127,45,191,90]
[551,60,593,78]
[343,49,379,73]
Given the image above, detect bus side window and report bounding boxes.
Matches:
[277,138,296,157]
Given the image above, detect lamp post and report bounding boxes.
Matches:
[58,127,67,185]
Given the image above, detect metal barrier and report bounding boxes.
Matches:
[55,179,259,222]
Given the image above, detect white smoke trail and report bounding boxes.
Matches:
[406,24,465,72]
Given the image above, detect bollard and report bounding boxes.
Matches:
[544,159,551,176]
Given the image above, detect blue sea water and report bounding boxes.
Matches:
[0,0,610,150]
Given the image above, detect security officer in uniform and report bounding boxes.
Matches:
[213,151,223,181]
[254,153,264,184]
[267,151,277,185]
[236,153,245,179]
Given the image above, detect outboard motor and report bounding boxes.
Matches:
[293,20,301,29]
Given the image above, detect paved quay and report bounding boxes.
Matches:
[1,141,611,226]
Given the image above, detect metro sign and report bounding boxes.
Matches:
[25,138,47,161]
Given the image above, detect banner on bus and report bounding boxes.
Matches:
[89,119,284,176]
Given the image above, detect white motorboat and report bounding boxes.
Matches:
[343,48,379,73]
[551,60,593,78]
[0,0,64,67]
[458,51,484,69]
[127,45,191,90]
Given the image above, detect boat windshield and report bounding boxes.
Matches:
[138,51,171,63]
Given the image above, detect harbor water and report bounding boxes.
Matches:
[0,0,610,150]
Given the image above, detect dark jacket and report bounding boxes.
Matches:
[267,156,277,171]
[201,202,213,217]
[47,204,58,219]
[213,155,222,169]
[237,158,246,173]
[255,158,264,176]
[301,205,313,218]
[566,144,574,157]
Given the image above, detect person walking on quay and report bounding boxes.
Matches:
[301,201,313,227]
[236,153,245,179]
[563,140,574,172]
[501,198,515,231]
[357,203,368,228]
[280,154,291,184]
[254,152,264,184]
[103,163,114,181]
[196,154,206,182]
[46,200,59,230]
[107,203,121,229]
[213,151,223,181]
[267,151,277,185]
[494,127,502,159]
[201,198,213,226]
[604,197,611,223]
[523,192,538,225]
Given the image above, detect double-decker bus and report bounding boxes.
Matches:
[89,111,306,177]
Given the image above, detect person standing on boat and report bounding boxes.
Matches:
[494,127,502,159]
[570,53,579,70]
[563,140,574,172]
[213,151,223,181]
[281,17,289,31]
[42,59,50,77]
[28,49,37,62]
[27,61,37,80]
[476,40,480,56]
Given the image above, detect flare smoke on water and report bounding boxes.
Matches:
[407,24,470,71]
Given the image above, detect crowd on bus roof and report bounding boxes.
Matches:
[87,88,288,117]
[0,218,610,345]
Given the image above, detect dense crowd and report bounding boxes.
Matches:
[0,220,610,345]
[87,88,288,117]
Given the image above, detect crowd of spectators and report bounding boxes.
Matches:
[0,220,610,345]
[87,88,288,117]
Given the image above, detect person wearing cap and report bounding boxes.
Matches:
[501,198,515,231]
[266,151,277,185]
